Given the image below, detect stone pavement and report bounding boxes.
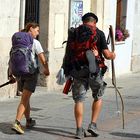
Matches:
[0,72,140,140]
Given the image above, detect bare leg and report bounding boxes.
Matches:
[91,99,102,123]
[74,102,84,128]
[24,102,30,120]
[16,89,32,122]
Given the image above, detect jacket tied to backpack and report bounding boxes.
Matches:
[9,32,36,76]
[62,24,107,77]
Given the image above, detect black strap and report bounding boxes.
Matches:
[106,31,110,45]
[62,41,67,45]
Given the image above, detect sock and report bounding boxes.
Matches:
[15,119,20,125]
[91,122,96,127]
[26,118,31,123]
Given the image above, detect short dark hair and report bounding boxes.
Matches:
[82,16,96,23]
[82,12,98,23]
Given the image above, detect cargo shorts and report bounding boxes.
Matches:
[72,73,107,102]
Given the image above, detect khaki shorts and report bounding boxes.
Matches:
[72,73,107,102]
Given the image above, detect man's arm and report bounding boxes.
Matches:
[37,52,50,76]
[102,49,116,60]
[96,29,116,60]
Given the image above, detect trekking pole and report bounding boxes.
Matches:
[109,25,125,129]
[0,80,13,88]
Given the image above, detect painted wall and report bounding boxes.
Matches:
[46,0,69,90]
[131,0,140,72]
[0,0,20,100]
[113,0,135,76]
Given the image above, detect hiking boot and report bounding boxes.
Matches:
[87,122,99,137]
[12,120,24,134]
[26,118,36,128]
[75,127,86,139]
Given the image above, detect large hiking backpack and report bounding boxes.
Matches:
[9,32,36,76]
[62,24,106,76]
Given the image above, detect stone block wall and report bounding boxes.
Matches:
[0,0,20,100]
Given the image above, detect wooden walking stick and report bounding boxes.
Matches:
[109,25,125,129]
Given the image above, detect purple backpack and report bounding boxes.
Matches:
[9,32,35,76]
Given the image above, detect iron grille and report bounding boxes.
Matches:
[25,0,39,25]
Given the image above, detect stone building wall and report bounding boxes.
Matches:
[131,0,140,72]
[0,0,20,100]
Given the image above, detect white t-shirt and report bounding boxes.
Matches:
[31,39,44,68]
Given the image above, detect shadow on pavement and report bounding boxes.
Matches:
[31,125,75,138]
[110,132,140,138]
[0,122,17,135]
[0,122,75,138]
[30,107,43,111]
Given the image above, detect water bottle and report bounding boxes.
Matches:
[63,78,73,94]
